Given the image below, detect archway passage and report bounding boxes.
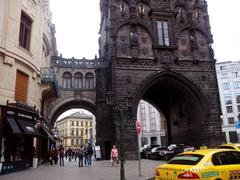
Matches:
[137,71,212,148]
[50,100,96,126]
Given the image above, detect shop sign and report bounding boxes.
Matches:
[17,113,33,120]
[6,111,15,115]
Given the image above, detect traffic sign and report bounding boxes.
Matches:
[236,121,240,129]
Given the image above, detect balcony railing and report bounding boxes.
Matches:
[40,67,59,96]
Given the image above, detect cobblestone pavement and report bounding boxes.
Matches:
[0,159,165,180]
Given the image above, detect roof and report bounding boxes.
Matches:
[57,111,93,123]
[181,148,237,156]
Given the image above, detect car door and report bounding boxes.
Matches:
[212,151,240,179]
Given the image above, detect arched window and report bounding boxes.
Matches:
[74,72,83,89]
[85,73,94,89]
[62,72,72,89]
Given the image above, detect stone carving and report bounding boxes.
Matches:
[141,36,147,44]
[152,0,170,10]
[189,30,198,51]
[130,32,138,46]
[120,35,127,42]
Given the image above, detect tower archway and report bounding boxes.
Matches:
[133,71,209,147]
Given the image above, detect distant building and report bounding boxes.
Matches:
[55,111,95,149]
[216,61,240,143]
[137,100,166,146]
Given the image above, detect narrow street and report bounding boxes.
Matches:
[0,160,163,180]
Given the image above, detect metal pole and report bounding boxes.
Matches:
[137,133,141,176]
[119,106,125,180]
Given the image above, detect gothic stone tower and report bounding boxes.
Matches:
[96,0,223,159]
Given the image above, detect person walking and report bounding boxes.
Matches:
[68,148,72,162]
[86,144,93,166]
[110,145,119,167]
[59,145,64,166]
[50,147,56,165]
[83,145,88,166]
[78,146,84,167]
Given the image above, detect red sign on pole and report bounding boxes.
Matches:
[135,120,142,135]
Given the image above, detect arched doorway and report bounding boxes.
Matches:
[133,71,221,148]
[49,99,96,126]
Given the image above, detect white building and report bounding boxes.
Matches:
[55,111,96,149]
[216,61,240,143]
[137,100,166,146]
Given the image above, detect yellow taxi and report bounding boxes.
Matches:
[155,148,240,180]
[217,143,240,151]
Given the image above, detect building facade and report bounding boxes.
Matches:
[137,100,166,146]
[216,61,240,143]
[55,112,95,149]
[0,0,57,174]
[96,0,223,159]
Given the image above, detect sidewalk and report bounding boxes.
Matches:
[0,159,164,180]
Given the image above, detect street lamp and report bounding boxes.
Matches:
[105,90,133,180]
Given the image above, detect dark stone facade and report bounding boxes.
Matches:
[96,0,223,159]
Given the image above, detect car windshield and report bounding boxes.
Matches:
[217,146,235,150]
[167,154,204,165]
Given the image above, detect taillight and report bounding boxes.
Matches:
[178,172,200,179]
[155,170,160,176]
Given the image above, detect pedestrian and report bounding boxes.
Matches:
[110,145,118,167]
[59,145,64,166]
[74,150,78,162]
[68,148,72,162]
[50,147,57,165]
[83,145,88,166]
[53,148,58,165]
[86,144,93,166]
[78,146,84,167]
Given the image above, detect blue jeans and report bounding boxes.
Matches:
[87,155,92,166]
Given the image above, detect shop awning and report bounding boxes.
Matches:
[42,127,55,142]
[17,119,40,136]
[6,117,22,134]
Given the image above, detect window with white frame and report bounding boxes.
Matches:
[224,94,232,105]
[236,94,240,103]
[226,106,233,113]
[233,81,240,89]
[223,83,230,90]
[149,106,156,131]
[232,72,239,78]
[228,117,235,124]
[221,73,228,79]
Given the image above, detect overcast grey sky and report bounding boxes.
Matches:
[50,0,240,61]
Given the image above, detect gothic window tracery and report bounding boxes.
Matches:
[85,73,94,89]
[74,72,83,89]
[63,72,72,89]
